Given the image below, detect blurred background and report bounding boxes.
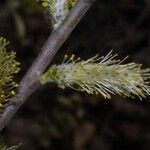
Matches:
[0,0,150,149]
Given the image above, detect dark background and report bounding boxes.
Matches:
[0,0,150,149]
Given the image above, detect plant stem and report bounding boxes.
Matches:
[0,0,95,132]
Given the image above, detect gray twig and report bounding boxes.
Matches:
[0,0,95,132]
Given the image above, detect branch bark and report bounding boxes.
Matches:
[0,0,95,132]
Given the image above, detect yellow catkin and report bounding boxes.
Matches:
[0,37,20,107]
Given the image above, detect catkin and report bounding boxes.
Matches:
[41,51,150,99]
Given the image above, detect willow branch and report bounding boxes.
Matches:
[0,0,95,132]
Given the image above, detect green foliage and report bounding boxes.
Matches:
[41,51,150,99]
[0,37,20,107]
[37,0,77,29]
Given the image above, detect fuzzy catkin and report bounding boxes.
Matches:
[41,51,150,99]
[0,37,20,107]
[0,143,21,150]
[37,0,77,29]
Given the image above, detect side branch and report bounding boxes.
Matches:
[0,0,95,132]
